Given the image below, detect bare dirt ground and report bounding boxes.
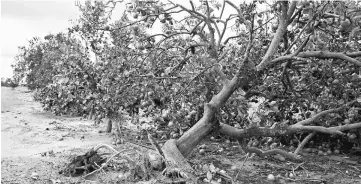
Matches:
[1,87,114,183]
[1,87,361,184]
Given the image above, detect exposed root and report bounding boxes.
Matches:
[161,168,189,184]
[82,144,123,178]
[94,143,119,153]
[60,147,107,177]
[60,144,131,177]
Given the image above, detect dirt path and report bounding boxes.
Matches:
[1,87,114,183]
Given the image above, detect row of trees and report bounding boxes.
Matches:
[1,77,18,88]
[12,0,361,181]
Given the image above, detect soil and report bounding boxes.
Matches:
[1,87,114,183]
[1,86,361,184]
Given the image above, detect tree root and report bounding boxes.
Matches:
[82,144,124,178]
[61,137,197,183]
[60,144,130,177]
[60,147,105,176]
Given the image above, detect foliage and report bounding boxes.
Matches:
[12,0,361,150]
[1,78,18,89]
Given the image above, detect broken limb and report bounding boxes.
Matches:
[219,120,361,160]
[294,132,316,155]
[217,99,360,159]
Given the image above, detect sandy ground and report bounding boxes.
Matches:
[1,87,114,183]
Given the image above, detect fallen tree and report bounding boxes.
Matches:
[12,0,361,183]
[150,1,361,181]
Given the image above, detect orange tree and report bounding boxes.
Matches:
[98,0,361,175]
[12,32,96,115]
[12,0,361,180]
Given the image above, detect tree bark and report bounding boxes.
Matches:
[176,76,241,157]
[106,119,112,133]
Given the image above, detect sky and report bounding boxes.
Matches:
[0,0,241,79]
[1,0,81,78]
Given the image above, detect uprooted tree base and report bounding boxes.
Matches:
[60,147,107,177]
[59,139,198,183]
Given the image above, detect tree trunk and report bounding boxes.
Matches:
[88,110,93,120]
[106,119,112,133]
[156,38,257,182]
[175,62,254,156]
[159,63,254,177]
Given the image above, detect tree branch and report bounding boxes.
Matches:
[294,132,316,155]
[213,63,230,85]
[285,18,314,54]
[223,16,276,45]
[219,122,361,140]
[296,99,357,126]
[269,51,361,67]
[219,0,226,19]
[287,1,298,21]
[256,1,289,71]
[225,0,241,17]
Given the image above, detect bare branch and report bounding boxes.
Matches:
[256,1,289,71]
[184,44,207,56]
[154,32,193,47]
[189,0,195,11]
[296,100,357,126]
[211,20,222,48]
[287,1,298,21]
[218,18,228,46]
[204,1,216,53]
[170,56,192,75]
[219,122,361,141]
[190,20,204,35]
[294,132,316,155]
[219,0,226,19]
[288,7,302,24]
[225,0,241,17]
[170,1,206,20]
[269,51,361,67]
[293,34,311,56]
[285,18,315,53]
[223,16,276,45]
[346,51,361,57]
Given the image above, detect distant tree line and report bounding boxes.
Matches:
[1,77,19,89]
